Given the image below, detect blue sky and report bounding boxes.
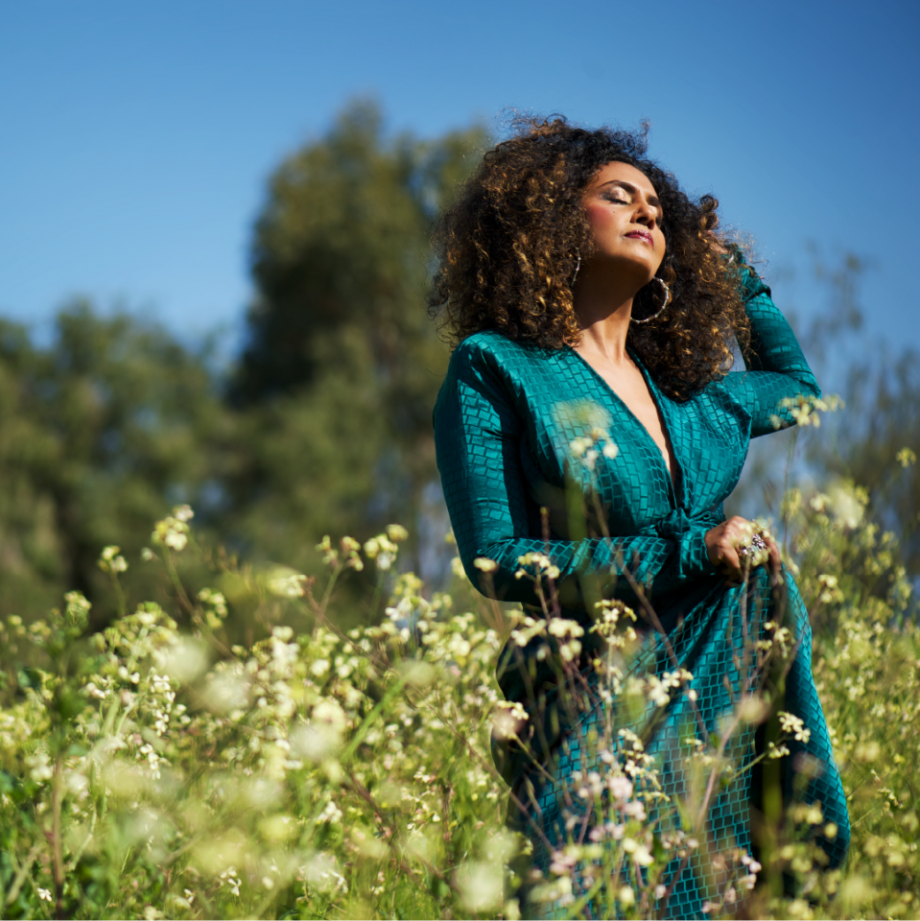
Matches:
[1,0,917,365]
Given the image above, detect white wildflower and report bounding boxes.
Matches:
[608,775,633,802]
[311,659,330,677]
[318,799,343,823]
[896,447,916,468]
[151,512,190,552]
[219,866,241,897]
[386,524,409,542]
[266,567,307,598]
[99,545,128,573]
[778,711,811,742]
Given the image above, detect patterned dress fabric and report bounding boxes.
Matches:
[433,264,850,918]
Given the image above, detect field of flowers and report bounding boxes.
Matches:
[0,447,917,918]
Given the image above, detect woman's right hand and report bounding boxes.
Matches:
[705,516,780,586]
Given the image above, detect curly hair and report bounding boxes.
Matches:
[429,117,753,401]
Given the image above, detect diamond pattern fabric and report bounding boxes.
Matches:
[433,264,849,918]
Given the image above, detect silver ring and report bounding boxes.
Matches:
[739,533,767,559]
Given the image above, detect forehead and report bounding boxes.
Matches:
[587,161,656,195]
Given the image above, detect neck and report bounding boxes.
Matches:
[572,267,640,363]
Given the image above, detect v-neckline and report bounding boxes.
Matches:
[566,345,683,505]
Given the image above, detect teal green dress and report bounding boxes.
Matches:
[433,265,849,918]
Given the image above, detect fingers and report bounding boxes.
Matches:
[705,516,777,588]
[706,230,729,256]
[718,558,743,585]
[721,544,743,575]
[706,516,748,584]
[720,517,748,578]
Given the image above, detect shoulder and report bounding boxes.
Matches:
[690,369,757,430]
[435,331,552,426]
[450,329,556,379]
[453,329,538,361]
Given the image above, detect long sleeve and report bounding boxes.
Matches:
[720,256,822,437]
[433,338,716,610]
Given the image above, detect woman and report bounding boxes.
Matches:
[430,118,848,917]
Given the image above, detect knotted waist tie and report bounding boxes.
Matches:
[637,504,727,631]
[645,505,724,541]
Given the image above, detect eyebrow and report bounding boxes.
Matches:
[597,179,661,210]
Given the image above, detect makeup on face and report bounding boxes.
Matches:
[597,179,663,226]
[581,162,666,276]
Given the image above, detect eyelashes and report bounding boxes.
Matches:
[602,192,663,223]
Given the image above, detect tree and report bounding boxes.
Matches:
[0,300,230,621]
[729,250,920,587]
[0,102,488,623]
[229,100,488,572]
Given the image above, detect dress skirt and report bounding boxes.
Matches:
[502,568,850,920]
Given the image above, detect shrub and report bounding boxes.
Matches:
[0,456,917,919]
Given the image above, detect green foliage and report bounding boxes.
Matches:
[1,103,919,917]
[799,247,920,582]
[229,100,489,566]
[0,302,231,624]
[0,512,512,920]
[0,453,916,919]
[815,345,920,579]
[237,99,484,403]
[734,249,920,588]
[0,102,489,624]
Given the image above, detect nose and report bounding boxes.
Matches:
[634,197,658,229]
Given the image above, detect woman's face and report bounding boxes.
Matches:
[581,161,666,284]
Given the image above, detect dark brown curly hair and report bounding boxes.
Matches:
[429,117,753,401]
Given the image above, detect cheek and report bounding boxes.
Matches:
[583,203,617,237]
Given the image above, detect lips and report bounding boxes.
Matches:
[625,230,653,246]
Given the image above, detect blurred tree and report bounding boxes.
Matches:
[808,346,920,581]
[792,251,920,581]
[0,102,489,630]
[8,101,909,637]
[229,100,488,572]
[729,249,920,585]
[0,300,231,621]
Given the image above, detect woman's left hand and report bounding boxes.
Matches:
[705,516,781,586]
[706,230,729,257]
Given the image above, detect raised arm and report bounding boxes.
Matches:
[433,339,716,610]
[720,253,822,437]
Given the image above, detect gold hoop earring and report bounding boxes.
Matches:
[631,277,671,325]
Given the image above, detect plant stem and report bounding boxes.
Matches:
[51,757,65,920]
[4,844,42,908]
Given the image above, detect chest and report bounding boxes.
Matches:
[573,350,676,484]
[509,349,752,527]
